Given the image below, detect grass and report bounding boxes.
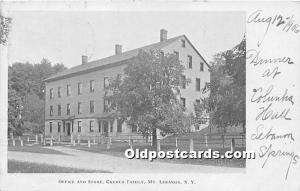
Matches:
[8,159,111,173]
[67,139,246,168]
[8,144,70,155]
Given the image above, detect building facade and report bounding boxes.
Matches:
[44,29,210,139]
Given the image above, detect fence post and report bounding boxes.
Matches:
[157,139,161,152]
[20,139,23,147]
[77,135,80,145]
[88,139,91,148]
[12,139,15,147]
[35,134,38,144]
[70,134,73,144]
[222,135,225,148]
[189,138,194,152]
[106,138,110,149]
[175,137,178,148]
[130,139,134,149]
[230,138,235,152]
[205,134,208,147]
[27,136,30,142]
[128,136,131,146]
[50,138,53,146]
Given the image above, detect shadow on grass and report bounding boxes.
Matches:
[8,145,71,156]
[8,159,111,173]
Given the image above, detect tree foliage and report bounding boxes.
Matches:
[8,59,66,135]
[0,15,12,45]
[195,37,246,133]
[106,50,192,149]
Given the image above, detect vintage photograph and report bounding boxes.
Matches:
[6,11,246,173]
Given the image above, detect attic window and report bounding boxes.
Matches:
[181,40,186,48]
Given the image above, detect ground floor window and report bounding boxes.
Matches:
[78,121,82,132]
[49,122,52,133]
[90,120,94,132]
[58,122,61,133]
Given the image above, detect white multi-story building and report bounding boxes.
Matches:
[44,29,210,139]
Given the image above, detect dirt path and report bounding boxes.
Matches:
[8,146,245,173]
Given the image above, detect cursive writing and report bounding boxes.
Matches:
[251,124,294,142]
[259,143,299,180]
[256,103,291,121]
[251,85,294,105]
[247,10,299,46]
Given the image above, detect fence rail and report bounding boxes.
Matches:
[8,133,245,151]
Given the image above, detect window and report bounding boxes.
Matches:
[104,77,109,89]
[67,104,70,115]
[188,55,192,69]
[50,106,53,116]
[58,87,61,98]
[196,78,201,91]
[196,99,200,104]
[58,122,61,133]
[90,120,94,132]
[49,122,52,133]
[200,62,204,71]
[181,39,185,48]
[180,97,186,108]
[174,51,179,59]
[104,99,110,112]
[58,104,61,116]
[78,102,82,114]
[78,121,82,133]
[132,124,137,133]
[90,80,95,92]
[67,85,71,96]
[181,75,186,89]
[78,83,82,95]
[50,88,53,99]
[117,120,122,133]
[98,122,101,133]
[90,100,95,113]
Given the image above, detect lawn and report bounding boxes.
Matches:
[67,139,246,168]
[8,145,69,155]
[8,159,111,173]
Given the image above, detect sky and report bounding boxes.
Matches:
[8,11,245,68]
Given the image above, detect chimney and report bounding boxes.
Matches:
[115,44,122,55]
[82,55,88,65]
[160,29,168,42]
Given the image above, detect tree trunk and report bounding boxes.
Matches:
[152,128,157,150]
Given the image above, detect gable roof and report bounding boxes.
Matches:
[44,35,209,82]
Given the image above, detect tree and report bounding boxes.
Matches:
[195,37,246,133]
[0,15,12,45]
[106,50,192,149]
[8,59,66,135]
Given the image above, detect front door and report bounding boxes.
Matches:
[67,123,71,136]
